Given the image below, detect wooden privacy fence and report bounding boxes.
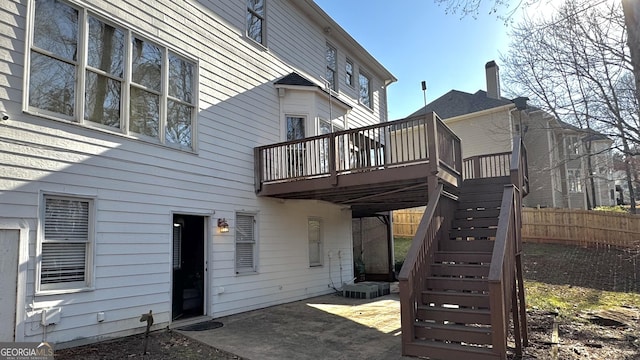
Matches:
[521,208,640,248]
[394,207,640,249]
[393,207,425,238]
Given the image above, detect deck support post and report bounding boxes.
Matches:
[511,275,523,357]
[516,253,528,346]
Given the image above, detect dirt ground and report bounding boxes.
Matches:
[56,242,639,360]
[513,308,640,359]
[54,329,242,359]
[511,243,640,359]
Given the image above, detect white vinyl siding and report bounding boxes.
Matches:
[308,218,322,267]
[39,195,93,292]
[27,0,197,150]
[2,0,389,344]
[235,213,257,274]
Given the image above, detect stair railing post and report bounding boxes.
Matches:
[329,134,337,186]
[254,147,263,194]
[426,112,439,191]
[473,156,481,179]
[399,277,415,355]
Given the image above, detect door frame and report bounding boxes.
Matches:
[170,212,210,322]
[0,221,30,342]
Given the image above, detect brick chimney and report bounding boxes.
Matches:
[485,60,501,99]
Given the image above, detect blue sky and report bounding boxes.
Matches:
[314,0,514,120]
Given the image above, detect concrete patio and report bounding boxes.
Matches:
[176,286,416,360]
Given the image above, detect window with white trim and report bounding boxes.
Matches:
[40,195,93,291]
[565,135,581,158]
[27,0,196,150]
[308,218,322,267]
[247,0,266,45]
[235,213,257,274]
[326,43,337,91]
[358,72,371,108]
[345,58,354,87]
[567,169,582,192]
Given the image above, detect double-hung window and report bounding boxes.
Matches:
[27,0,196,150]
[247,0,266,45]
[235,213,257,274]
[358,72,371,108]
[567,169,583,193]
[345,59,354,87]
[39,195,94,292]
[326,43,337,91]
[565,135,581,158]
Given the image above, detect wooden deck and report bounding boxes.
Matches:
[254,112,462,217]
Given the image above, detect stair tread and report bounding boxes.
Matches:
[436,251,493,255]
[409,339,497,355]
[431,263,490,267]
[415,322,492,333]
[417,305,491,314]
[423,290,489,297]
[427,276,487,281]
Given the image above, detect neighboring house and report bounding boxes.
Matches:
[613,156,640,205]
[0,0,395,345]
[408,61,615,209]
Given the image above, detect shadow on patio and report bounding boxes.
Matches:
[176,288,415,360]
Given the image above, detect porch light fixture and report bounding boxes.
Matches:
[217,218,229,233]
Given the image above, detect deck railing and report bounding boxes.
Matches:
[254,112,461,192]
[461,141,529,194]
[398,184,457,355]
[462,151,511,180]
[488,137,528,358]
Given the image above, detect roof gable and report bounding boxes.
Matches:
[274,72,317,87]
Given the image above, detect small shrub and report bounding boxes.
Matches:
[593,205,629,213]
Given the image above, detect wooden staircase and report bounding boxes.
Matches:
[399,139,529,360]
[407,178,506,359]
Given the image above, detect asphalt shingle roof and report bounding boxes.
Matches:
[408,90,513,119]
[274,72,317,87]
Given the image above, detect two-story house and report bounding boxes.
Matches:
[0,0,396,345]
[409,61,615,209]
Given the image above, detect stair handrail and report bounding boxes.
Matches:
[488,186,518,357]
[488,135,527,358]
[398,183,443,353]
[398,184,458,355]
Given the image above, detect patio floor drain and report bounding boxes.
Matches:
[177,321,224,331]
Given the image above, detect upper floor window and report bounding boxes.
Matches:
[28,0,196,150]
[567,169,582,192]
[359,72,371,108]
[326,43,337,91]
[345,59,354,87]
[565,135,581,157]
[247,0,266,45]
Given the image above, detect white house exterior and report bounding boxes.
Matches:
[0,0,395,346]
